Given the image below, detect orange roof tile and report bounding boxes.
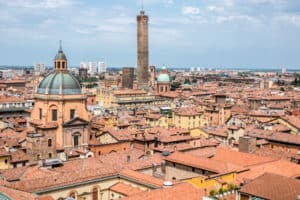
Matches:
[165,152,244,174]
[0,185,35,200]
[240,173,300,200]
[110,182,142,196]
[211,148,276,167]
[121,183,204,200]
[120,169,164,187]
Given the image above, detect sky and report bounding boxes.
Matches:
[1,0,300,69]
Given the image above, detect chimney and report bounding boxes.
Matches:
[152,163,157,175]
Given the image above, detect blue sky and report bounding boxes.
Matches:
[1,0,300,68]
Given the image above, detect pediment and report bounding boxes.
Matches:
[63,117,89,127]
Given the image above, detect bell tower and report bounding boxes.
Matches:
[54,40,68,71]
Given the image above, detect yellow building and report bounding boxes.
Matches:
[145,114,169,128]
[173,107,207,129]
[97,88,162,109]
[185,172,236,190]
[0,151,10,169]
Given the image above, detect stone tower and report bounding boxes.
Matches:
[137,10,149,89]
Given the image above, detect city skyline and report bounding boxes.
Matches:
[1,0,300,68]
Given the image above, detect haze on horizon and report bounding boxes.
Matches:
[1,0,300,69]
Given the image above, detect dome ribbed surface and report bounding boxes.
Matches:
[37,72,81,95]
[157,74,170,83]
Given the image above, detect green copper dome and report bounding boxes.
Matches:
[157,74,170,83]
[37,71,81,95]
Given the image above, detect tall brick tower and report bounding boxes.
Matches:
[137,10,149,89]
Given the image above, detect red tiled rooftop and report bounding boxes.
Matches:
[120,169,164,187]
[121,182,204,200]
[211,147,276,167]
[165,151,244,174]
[110,182,142,196]
[240,173,300,200]
[0,185,35,200]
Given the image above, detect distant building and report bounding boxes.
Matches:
[281,67,287,74]
[80,61,106,75]
[34,63,46,75]
[0,70,17,79]
[98,61,106,73]
[79,68,88,79]
[156,66,170,94]
[122,67,134,89]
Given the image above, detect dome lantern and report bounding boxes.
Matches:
[54,40,68,71]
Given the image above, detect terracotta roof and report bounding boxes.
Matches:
[240,173,300,200]
[237,159,300,183]
[121,182,204,200]
[280,115,300,130]
[145,114,161,120]
[165,152,244,174]
[113,90,146,95]
[0,185,35,200]
[110,182,142,196]
[246,129,300,145]
[120,169,164,187]
[174,107,202,116]
[37,196,55,200]
[211,148,276,167]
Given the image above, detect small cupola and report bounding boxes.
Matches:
[54,40,67,71]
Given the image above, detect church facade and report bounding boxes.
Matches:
[28,43,90,160]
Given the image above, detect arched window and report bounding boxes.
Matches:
[92,187,98,200]
[69,191,76,199]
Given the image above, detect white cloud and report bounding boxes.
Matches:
[216,15,257,24]
[182,6,200,15]
[0,0,74,9]
[207,5,225,12]
[275,14,300,27]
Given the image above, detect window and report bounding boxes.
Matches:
[52,109,57,121]
[48,139,52,147]
[92,188,98,200]
[4,159,8,164]
[70,109,76,119]
[39,108,42,120]
[48,153,52,158]
[37,154,40,160]
[69,192,76,198]
[74,135,79,147]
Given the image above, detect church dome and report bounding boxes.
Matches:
[37,71,81,95]
[157,73,170,83]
